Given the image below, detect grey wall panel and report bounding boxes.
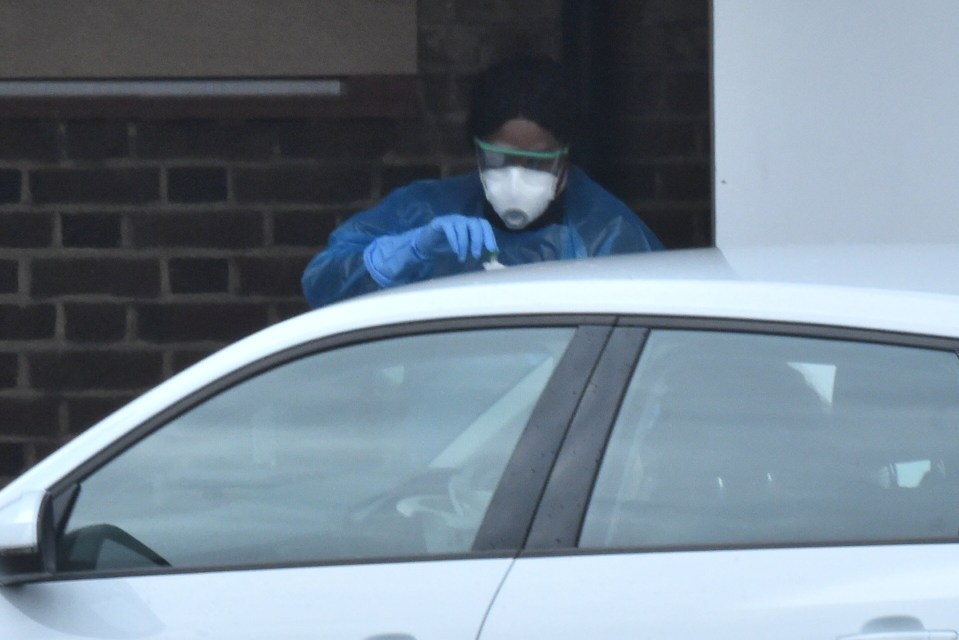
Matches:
[0,0,416,77]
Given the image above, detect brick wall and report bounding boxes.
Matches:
[595,0,712,247]
[0,119,357,482]
[0,0,709,484]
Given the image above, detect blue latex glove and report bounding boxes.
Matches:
[363,214,499,287]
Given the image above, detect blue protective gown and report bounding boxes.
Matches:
[301,166,664,308]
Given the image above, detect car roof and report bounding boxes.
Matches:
[297,242,959,339]
[404,243,959,298]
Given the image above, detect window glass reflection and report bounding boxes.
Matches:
[60,327,574,571]
[582,330,959,548]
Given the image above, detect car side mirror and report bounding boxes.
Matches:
[0,491,55,585]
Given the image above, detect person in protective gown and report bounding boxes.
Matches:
[301,57,664,309]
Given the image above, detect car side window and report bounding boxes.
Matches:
[58,327,575,573]
[581,329,959,549]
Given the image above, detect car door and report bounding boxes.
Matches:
[481,322,959,640]
[0,319,612,640]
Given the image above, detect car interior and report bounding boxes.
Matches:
[582,331,959,549]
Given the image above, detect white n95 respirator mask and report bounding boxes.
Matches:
[480,166,558,230]
[475,137,568,230]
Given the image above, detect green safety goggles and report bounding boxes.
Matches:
[474,138,569,175]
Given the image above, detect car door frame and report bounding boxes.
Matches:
[524,316,959,554]
[29,314,619,585]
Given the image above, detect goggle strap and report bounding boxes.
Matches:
[474,138,569,159]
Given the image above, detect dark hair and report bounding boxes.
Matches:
[466,56,582,145]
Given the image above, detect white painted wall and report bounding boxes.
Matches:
[714,0,959,247]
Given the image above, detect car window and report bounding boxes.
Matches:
[58,327,575,573]
[581,329,959,549]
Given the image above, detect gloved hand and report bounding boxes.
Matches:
[363,214,499,287]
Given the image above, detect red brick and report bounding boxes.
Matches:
[0,352,17,388]
[667,71,710,116]
[606,69,668,114]
[603,119,702,159]
[273,210,340,247]
[167,167,228,203]
[130,211,263,249]
[64,303,127,342]
[136,120,275,160]
[658,162,711,200]
[136,303,269,343]
[0,304,56,339]
[65,120,130,160]
[421,75,457,114]
[0,397,60,437]
[0,442,28,479]
[31,258,161,297]
[382,165,443,193]
[0,121,60,161]
[440,119,472,155]
[234,165,373,204]
[236,257,310,296]
[0,213,54,247]
[30,168,160,204]
[61,213,123,248]
[29,350,164,391]
[275,119,395,159]
[602,163,658,202]
[616,24,710,68]
[0,170,21,203]
[632,205,711,249]
[169,258,230,294]
[0,260,17,294]
[392,117,437,156]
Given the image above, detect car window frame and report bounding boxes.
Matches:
[41,314,616,582]
[523,316,959,557]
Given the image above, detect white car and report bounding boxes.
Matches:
[2,244,959,640]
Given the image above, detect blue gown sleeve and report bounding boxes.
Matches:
[300,229,380,309]
[301,186,427,309]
